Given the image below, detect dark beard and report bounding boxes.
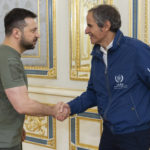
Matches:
[20,38,37,50]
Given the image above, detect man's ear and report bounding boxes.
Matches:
[12,28,22,39]
[103,20,111,31]
[99,20,111,32]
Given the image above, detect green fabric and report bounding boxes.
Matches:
[0,45,27,148]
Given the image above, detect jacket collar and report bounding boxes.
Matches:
[111,30,123,50]
[91,30,124,57]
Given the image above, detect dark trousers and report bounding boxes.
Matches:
[0,143,22,150]
[99,125,150,150]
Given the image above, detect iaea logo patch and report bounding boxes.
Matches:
[114,74,128,89]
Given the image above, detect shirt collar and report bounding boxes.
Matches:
[100,40,113,54]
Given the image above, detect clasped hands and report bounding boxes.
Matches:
[53,102,71,121]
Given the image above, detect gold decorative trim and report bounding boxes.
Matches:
[24,117,56,149]
[70,144,76,150]
[24,103,56,149]
[129,0,133,37]
[103,0,113,5]
[25,140,56,149]
[137,0,150,45]
[70,0,113,81]
[144,0,149,44]
[137,0,141,39]
[70,0,99,81]
[86,108,98,113]
[69,108,102,150]
[76,117,102,150]
[28,85,85,92]
[24,0,57,79]
[51,0,57,76]
[22,0,41,58]
[24,116,49,139]
[28,85,84,98]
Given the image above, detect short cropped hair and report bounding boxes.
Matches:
[89,4,121,32]
[4,8,37,35]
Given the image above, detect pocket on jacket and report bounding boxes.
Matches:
[129,94,141,122]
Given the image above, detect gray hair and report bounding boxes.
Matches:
[89,4,121,32]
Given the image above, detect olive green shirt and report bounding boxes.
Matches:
[0,45,27,148]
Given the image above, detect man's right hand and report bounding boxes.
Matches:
[54,102,70,121]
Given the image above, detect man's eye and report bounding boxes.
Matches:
[31,29,37,33]
[31,30,35,33]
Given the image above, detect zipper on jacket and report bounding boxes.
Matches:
[103,54,112,119]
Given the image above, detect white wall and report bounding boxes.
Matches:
[6,0,147,149]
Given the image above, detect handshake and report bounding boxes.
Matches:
[53,102,71,121]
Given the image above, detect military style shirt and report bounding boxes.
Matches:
[0,45,27,148]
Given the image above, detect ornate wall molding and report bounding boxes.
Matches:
[69,0,114,81]
[24,0,57,79]
[0,0,57,79]
[28,85,84,98]
[69,109,103,150]
[137,0,150,45]
[143,0,150,45]
[24,115,56,149]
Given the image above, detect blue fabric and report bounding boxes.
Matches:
[68,30,150,134]
[99,124,150,150]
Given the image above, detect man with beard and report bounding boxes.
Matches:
[0,8,63,150]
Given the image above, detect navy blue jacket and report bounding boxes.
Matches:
[68,30,150,134]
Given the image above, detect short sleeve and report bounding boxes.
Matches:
[0,57,26,89]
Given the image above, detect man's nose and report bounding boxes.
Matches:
[36,32,40,38]
[85,27,89,34]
